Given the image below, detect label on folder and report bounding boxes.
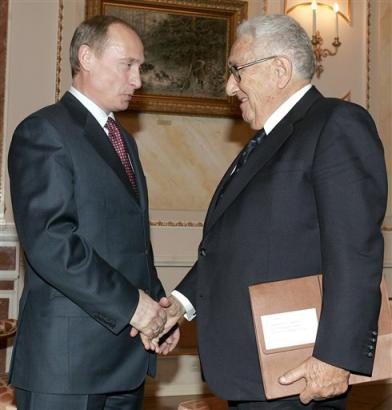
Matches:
[261,308,318,350]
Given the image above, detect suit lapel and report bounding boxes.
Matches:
[60,92,140,206]
[204,149,244,232]
[205,86,323,233]
[206,121,293,232]
[121,127,148,211]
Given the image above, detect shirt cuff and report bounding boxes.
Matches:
[171,290,196,321]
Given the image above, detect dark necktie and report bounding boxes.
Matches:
[232,128,266,175]
[216,128,266,205]
[105,117,139,198]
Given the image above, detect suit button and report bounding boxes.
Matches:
[199,248,207,256]
[367,352,374,358]
[370,337,377,343]
[368,345,375,351]
[371,330,378,336]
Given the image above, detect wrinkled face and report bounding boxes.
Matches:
[226,35,277,130]
[86,23,144,113]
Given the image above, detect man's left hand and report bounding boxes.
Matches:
[279,357,350,404]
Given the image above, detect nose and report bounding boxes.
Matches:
[226,73,239,96]
[130,68,142,90]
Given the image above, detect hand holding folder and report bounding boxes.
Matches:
[249,275,392,400]
[279,355,350,404]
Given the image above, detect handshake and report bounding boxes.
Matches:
[129,290,185,355]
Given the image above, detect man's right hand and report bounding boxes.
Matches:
[144,295,186,353]
[129,290,167,339]
[162,295,186,332]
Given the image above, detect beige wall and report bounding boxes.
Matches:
[56,0,374,213]
[2,1,390,263]
[3,0,60,223]
[2,0,391,285]
[369,0,392,218]
[369,0,392,292]
[58,1,263,212]
[4,0,386,215]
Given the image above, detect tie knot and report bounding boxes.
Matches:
[244,128,266,154]
[106,117,119,131]
[237,128,266,169]
[253,128,266,145]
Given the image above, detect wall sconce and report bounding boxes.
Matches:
[285,0,351,78]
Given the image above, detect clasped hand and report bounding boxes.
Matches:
[129,290,168,339]
[130,293,185,355]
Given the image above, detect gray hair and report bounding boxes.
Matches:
[237,15,315,80]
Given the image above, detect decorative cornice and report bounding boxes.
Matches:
[366,0,370,110]
[87,0,248,14]
[55,0,64,103]
[150,220,203,227]
[154,258,196,267]
[0,1,9,218]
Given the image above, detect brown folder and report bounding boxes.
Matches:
[249,275,392,400]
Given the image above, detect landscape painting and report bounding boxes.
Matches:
[86,0,247,116]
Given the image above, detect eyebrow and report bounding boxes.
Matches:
[121,57,143,64]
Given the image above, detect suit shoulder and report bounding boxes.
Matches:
[10,101,77,160]
[312,97,373,122]
[17,101,69,130]
[311,97,382,158]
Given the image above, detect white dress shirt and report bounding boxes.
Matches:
[69,86,115,135]
[172,83,313,321]
[264,84,312,135]
[68,86,136,171]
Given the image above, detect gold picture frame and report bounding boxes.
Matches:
[86,0,247,116]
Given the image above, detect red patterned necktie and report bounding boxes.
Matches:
[105,117,139,198]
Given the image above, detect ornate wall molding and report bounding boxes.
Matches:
[55,0,64,102]
[0,1,8,218]
[366,0,370,110]
[150,220,203,227]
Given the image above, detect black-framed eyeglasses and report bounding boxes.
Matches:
[228,55,278,82]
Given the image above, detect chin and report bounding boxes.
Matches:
[241,111,255,128]
[116,102,130,112]
[249,121,260,130]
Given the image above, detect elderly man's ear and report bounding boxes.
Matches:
[274,56,292,89]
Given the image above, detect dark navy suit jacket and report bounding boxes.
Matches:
[8,92,164,394]
[177,87,388,401]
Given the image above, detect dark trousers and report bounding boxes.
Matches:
[15,383,144,410]
[228,393,348,410]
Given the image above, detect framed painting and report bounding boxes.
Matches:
[86,0,247,116]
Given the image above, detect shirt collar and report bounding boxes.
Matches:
[264,84,312,135]
[69,86,115,130]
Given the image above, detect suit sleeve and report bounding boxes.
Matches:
[8,115,140,334]
[123,131,166,301]
[175,261,199,309]
[149,242,166,300]
[311,102,387,375]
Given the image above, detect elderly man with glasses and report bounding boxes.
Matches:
[153,15,387,410]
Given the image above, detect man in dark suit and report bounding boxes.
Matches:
[153,15,388,409]
[8,15,178,410]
